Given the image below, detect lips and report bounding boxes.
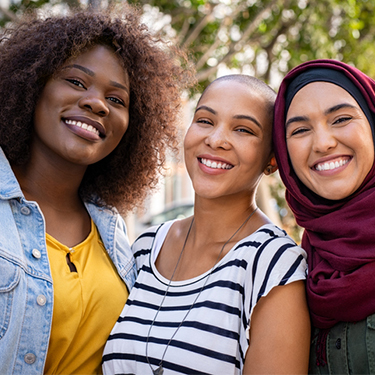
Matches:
[198,157,233,170]
[313,156,351,171]
[63,116,106,138]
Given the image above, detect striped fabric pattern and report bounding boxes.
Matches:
[103,221,307,375]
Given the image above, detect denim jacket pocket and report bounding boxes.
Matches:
[0,257,21,340]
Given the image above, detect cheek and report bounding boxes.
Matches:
[183,130,199,179]
[33,100,54,135]
[118,121,129,138]
[111,113,129,140]
[183,127,197,157]
[287,139,304,165]
[286,140,311,184]
[362,140,375,175]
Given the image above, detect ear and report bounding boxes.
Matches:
[264,156,278,175]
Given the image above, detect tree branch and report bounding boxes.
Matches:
[196,0,278,82]
[182,9,214,48]
[0,6,19,22]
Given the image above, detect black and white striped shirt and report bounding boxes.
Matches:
[103,221,307,375]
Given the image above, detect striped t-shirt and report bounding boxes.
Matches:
[103,220,307,375]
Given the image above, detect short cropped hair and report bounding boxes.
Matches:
[200,74,276,127]
[0,5,195,211]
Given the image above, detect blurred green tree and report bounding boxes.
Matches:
[3,0,375,81]
[124,0,375,241]
[126,0,375,89]
[1,0,375,240]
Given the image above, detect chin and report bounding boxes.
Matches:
[314,188,354,201]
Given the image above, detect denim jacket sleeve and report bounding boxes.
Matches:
[0,197,136,375]
[0,147,136,374]
[0,196,54,375]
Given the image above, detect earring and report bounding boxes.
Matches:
[269,156,276,167]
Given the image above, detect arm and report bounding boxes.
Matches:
[243,280,310,374]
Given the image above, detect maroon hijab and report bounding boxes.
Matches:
[273,59,375,329]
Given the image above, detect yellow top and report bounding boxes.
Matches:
[44,221,128,375]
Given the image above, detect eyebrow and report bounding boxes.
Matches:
[324,103,357,115]
[286,102,358,128]
[195,105,216,115]
[62,64,129,92]
[234,114,262,129]
[195,105,262,128]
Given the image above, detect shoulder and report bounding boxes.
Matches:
[131,219,176,255]
[240,224,307,284]
[251,223,294,242]
[239,224,305,256]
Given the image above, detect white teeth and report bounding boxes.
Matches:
[315,158,349,171]
[200,158,233,170]
[65,119,100,136]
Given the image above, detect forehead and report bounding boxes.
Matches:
[201,79,254,100]
[287,81,358,116]
[200,79,272,133]
[201,80,268,110]
[61,45,129,85]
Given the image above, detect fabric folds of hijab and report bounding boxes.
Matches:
[273,59,375,329]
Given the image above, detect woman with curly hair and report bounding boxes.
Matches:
[0,5,194,375]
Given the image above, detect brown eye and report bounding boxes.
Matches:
[290,127,309,136]
[333,116,351,125]
[196,119,213,125]
[236,128,254,135]
[107,97,125,106]
[66,79,85,89]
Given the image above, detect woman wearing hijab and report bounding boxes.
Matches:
[273,59,375,374]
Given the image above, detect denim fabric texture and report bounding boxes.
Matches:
[0,148,136,374]
[309,313,375,374]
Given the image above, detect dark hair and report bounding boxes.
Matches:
[0,5,196,211]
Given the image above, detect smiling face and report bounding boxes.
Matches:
[32,44,130,168]
[184,79,274,201]
[286,81,374,200]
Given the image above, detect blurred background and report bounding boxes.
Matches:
[3,0,375,242]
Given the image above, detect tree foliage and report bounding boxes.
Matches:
[2,0,375,86]
[125,0,375,90]
[1,0,375,240]
[127,0,375,240]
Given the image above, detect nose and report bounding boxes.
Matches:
[204,126,231,150]
[312,126,337,153]
[78,90,109,117]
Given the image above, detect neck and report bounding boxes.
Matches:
[191,193,262,245]
[12,152,86,212]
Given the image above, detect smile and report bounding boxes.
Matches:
[199,157,233,170]
[314,158,350,171]
[64,119,101,136]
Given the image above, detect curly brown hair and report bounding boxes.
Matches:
[0,5,195,212]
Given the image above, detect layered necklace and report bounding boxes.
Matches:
[146,207,258,375]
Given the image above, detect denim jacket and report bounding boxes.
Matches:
[0,148,137,374]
